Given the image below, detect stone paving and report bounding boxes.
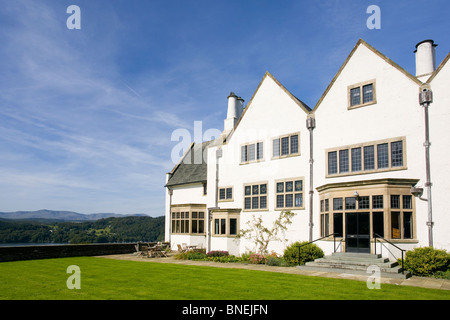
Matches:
[99,253,450,291]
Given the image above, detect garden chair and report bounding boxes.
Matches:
[147,245,157,258]
[158,245,169,257]
[136,243,149,257]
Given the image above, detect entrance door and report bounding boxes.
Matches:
[346,212,370,253]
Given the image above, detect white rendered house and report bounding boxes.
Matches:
[165,39,450,258]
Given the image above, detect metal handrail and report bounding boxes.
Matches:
[296,233,340,266]
[373,233,406,274]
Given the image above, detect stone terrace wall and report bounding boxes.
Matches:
[0,243,138,262]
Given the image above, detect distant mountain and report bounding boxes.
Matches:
[0,209,150,222]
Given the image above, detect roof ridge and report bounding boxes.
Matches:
[166,140,212,187]
[426,52,450,83]
[224,71,311,143]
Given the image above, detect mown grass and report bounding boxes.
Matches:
[0,257,448,300]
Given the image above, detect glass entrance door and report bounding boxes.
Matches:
[346,212,370,253]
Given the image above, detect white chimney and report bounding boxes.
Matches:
[237,96,244,116]
[226,92,238,119]
[224,92,244,133]
[415,40,437,81]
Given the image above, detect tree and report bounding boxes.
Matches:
[237,211,296,255]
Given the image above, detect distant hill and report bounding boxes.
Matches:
[0,215,165,244]
[0,209,150,222]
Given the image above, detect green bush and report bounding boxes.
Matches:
[432,270,450,280]
[283,241,324,266]
[265,256,289,267]
[174,251,207,261]
[402,247,450,277]
[174,250,240,263]
[239,252,252,262]
[208,255,239,263]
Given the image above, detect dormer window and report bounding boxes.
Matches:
[348,80,376,109]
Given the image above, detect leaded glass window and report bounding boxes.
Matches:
[377,143,389,169]
[363,84,373,103]
[350,87,361,106]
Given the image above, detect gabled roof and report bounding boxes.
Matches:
[166,140,212,187]
[224,71,311,143]
[312,39,423,112]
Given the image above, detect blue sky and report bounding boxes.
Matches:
[0,0,448,216]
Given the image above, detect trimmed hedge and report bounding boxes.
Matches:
[402,246,449,277]
[283,241,324,266]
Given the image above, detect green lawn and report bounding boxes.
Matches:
[0,257,448,300]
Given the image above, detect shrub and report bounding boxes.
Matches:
[239,251,252,262]
[209,255,239,263]
[249,253,265,264]
[206,250,229,257]
[432,270,450,280]
[402,247,450,277]
[174,251,207,261]
[265,256,289,267]
[174,252,188,260]
[283,241,324,266]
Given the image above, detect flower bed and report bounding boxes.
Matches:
[174,250,293,266]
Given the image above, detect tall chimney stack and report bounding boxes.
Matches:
[415,40,437,81]
[224,92,244,133]
[237,96,244,117]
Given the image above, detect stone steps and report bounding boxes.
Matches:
[297,252,411,279]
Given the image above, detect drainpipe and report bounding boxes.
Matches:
[168,187,173,248]
[306,116,316,242]
[215,148,222,208]
[207,148,222,252]
[419,86,434,247]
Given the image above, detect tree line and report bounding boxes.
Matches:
[0,216,165,244]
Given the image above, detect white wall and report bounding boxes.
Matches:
[207,73,311,256]
[171,235,206,251]
[428,56,450,250]
[165,181,208,247]
[165,42,450,257]
[171,183,206,205]
[313,41,434,253]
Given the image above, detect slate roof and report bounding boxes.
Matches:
[165,140,212,187]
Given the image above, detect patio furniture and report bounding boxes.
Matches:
[158,244,169,257]
[147,245,155,257]
[135,242,149,257]
[147,242,163,257]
